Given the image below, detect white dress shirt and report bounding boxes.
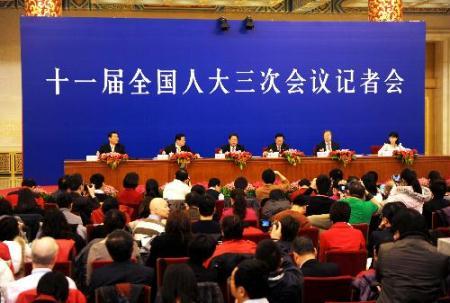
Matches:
[163,179,191,200]
[5,268,77,303]
[244,299,270,303]
[377,143,405,156]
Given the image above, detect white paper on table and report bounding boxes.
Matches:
[86,155,98,162]
[215,154,226,159]
[317,151,329,158]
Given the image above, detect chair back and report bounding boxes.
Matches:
[303,276,353,303]
[351,223,369,243]
[325,249,367,276]
[156,257,189,287]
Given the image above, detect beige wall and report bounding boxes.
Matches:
[1,9,449,154]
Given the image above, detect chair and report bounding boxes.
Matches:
[91,260,113,271]
[55,239,76,262]
[369,145,382,155]
[95,283,151,303]
[325,250,368,277]
[242,232,270,244]
[156,257,189,287]
[299,227,319,250]
[24,261,73,277]
[17,289,86,303]
[303,276,353,303]
[215,200,225,219]
[351,223,369,243]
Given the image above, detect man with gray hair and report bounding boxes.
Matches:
[5,237,77,303]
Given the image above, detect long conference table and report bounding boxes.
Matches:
[64,156,450,190]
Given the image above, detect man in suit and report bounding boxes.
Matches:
[163,133,192,154]
[265,133,290,154]
[98,131,126,154]
[88,230,154,299]
[292,236,340,277]
[220,133,245,153]
[313,130,340,155]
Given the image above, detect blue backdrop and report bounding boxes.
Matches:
[20,17,425,184]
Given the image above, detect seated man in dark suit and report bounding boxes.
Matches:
[88,230,154,299]
[313,130,340,155]
[163,133,193,154]
[206,178,223,201]
[98,131,126,154]
[220,133,245,153]
[306,175,335,216]
[264,133,290,154]
[292,236,339,277]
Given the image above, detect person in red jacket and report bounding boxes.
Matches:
[117,172,143,218]
[319,201,366,262]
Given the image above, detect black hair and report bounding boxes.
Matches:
[381,202,406,224]
[176,170,189,182]
[165,210,192,243]
[191,184,206,196]
[400,168,422,194]
[262,169,276,184]
[316,175,331,195]
[269,189,285,201]
[0,216,20,241]
[391,208,428,239]
[89,173,105,190]
[279,215,300,242]
[0,199,13,216]
[274,133,284,139]
[67,174,83,192]
[187,234,217,265]
[106,229,134,262]
[234,177,248,190]
[208,178,221,188]
[104,209,127,234]
[298,178,311,187]
[175,133,186,141]
[361,173,378,196]
[430,179,447,200]
[234,259,269,299]
[161,264,198,303]
[231,189,247,220]
[329,169,343,183]
[330,202,350,223]
[15,188,40,214]
[198,195,215,217]
[292,195,309,207]
[365,171,379,184]
[56,192,72,209]
[347,176,359,184]
[222,215,244,240]
[255,239,281,272]
[108,131,118,138]
[292,236,315,255]
[22,178,37,188]
[228,133,239,140]
[57,175,69,191]
[145,179,160,198]
[37,271,69,303]
[428,170,442,183]
[40,209,73,240]
[387,132,399,145]
[102,196,119,213]
[123,172,139,189]
[348,181,366,199]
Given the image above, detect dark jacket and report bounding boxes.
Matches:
[209,253,253,283]
[267,258,303,303]
[206,189,220,201]
[163,144,192,154]
[220,144,245,153]
[188,261,218,283]
[300,259,340,277]
[306,195,335,216]
[70,192,100,225]
[146,233,190,268]
[265,143,289,153]
[376,235,449,303]
[98,143,126,154]
[88,261,154,299]
[313,141,340,154]
[423,198,450,228]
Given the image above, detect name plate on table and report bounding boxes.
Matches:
[316,151,330,158]
[266,152,279,158]
[86,155,98,162]
[156,154,169,160]
[215,154,226,159]
[379,150,393,157]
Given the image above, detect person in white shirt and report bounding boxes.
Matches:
[163,170,191,200]
[230,259,270,303]
[378,132,406,156]
[0,259,14,301]
[5,237,77,303]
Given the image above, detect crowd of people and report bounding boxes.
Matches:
[0,166,449,303]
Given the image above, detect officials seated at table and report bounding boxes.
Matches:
[264,133,289,155]
[377,131,406,156]
[220,133,245,153]
[98,131,126,154]
[163,133,192,154]
[313,130,340,155]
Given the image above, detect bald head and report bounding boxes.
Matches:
[149,198,170,219]
[32,237,59,269]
